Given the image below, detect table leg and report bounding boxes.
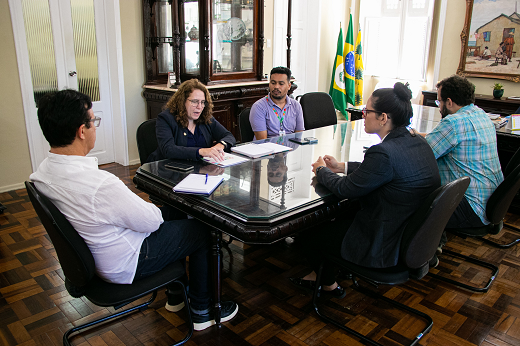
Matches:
[211,229,222,327]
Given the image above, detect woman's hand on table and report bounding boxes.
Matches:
[199,144,225,162]
[323,155,345,174]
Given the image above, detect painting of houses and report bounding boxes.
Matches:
[462,0,520,77]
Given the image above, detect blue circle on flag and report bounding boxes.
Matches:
[344,52,355,77]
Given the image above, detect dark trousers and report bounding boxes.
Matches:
[134,206,211,311]
[300,217,354,286]
[440,196,485,247]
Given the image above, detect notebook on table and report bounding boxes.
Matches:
[231,142,292,158]
[202,152,249,167]
[173,173,224,195]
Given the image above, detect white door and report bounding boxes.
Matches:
[9,0,116,170]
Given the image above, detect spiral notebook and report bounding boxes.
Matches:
[173,173,224,195]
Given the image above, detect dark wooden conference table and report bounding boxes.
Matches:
[134,104,516,326]
[133,123,362,325]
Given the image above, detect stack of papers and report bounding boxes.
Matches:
[202,153,249,167]
[492,116,509,129]
[173,173,224,195]
[231,142,292,158]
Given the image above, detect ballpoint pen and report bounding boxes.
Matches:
[205,174,208,184]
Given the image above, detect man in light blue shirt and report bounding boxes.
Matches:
[250,66,304,139]
[426,75,503,250]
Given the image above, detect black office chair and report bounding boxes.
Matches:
[427,149,520,292]
[312,177,470,346]
[137,118,158,165]
[448,147,520,249]
[299,92,338,130]
[238,107,254,143]
[25,182,193,346]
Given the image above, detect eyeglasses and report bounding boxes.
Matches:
[187,99,209,108]
[435,100,441,107]
[89,116,101,127]
[362,107,383,117]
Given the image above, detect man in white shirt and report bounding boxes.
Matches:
[30,89,237,331]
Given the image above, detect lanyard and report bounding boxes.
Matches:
[266,96,286,135]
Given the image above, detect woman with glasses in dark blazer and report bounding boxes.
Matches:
[291,82,441,298]
[147,79,236,163]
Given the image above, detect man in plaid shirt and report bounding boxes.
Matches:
[426,75,504,250]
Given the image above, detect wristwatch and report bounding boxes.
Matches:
[220,140,228,150]
[316,166,325,174]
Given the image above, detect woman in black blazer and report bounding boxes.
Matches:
[147,79,236,163]
[291,83,441,298]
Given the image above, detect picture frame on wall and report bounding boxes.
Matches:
[457,0,520,82]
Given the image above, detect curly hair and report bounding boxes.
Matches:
[436,75,475,107]
[164,79,214,128]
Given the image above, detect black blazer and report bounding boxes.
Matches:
[317,127,441,268]
[147,109,236,162]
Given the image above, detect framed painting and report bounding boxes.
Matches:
[457,0,520,82]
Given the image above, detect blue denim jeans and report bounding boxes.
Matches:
[134,206,211,310]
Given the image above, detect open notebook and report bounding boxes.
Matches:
[202,152,249,167]
[173,173,224,195]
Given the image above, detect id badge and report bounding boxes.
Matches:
[279,129,286,136]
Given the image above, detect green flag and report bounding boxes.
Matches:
[343,14,355,106]
[329,28,347,119]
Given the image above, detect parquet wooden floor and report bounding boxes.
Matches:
[2,163,520,346]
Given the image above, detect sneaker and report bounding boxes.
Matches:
[165,294,186,312]
[192,301,239,331]
[436,246,443,256]
[165,286,188,313]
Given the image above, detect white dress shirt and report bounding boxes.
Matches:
[30,153,163,284]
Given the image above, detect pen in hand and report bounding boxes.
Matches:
[205,174,208,185]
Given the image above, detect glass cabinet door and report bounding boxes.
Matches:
[144,0,262,85]
[183,0,200,75]
[212,0,254,74]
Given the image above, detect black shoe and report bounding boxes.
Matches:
[165,292,186,312]
[192,301,238,331]
[165,285,189,313]
[289,277,346,299]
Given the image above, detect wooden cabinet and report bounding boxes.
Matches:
[143,0,264,86]
[142,0,273,143]
[143,82,272,142]
[422,90,520,114]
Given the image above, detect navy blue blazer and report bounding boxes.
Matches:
[147,109,236,162]
[317,127,441,268]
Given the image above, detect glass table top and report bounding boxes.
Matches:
[138,105,518,222]
[138,123,374,221]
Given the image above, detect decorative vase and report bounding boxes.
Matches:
[493,89,504,99]
[188,26,199,41]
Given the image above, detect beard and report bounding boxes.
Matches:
[270,90,285,100]
[440,104,450,118]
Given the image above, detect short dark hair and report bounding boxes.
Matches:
[371,82,413,128]
[436,75,475,106]
[270,66,291,82]
[37,89,93,147]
